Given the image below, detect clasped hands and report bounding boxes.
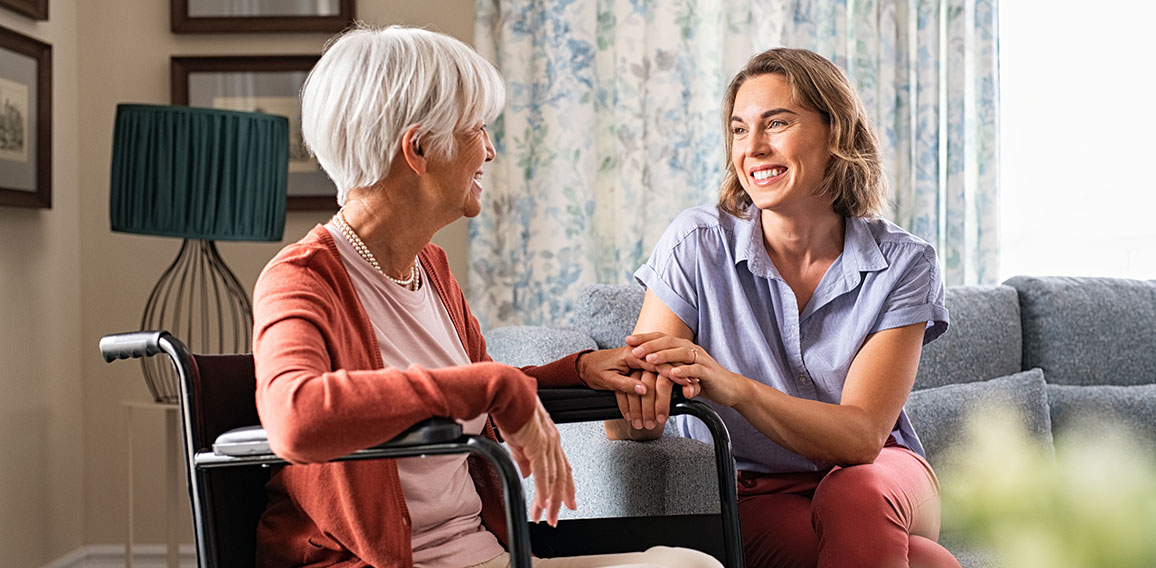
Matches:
[612,332,744,431]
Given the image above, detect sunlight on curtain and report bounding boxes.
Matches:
[471,0,999,328]
[998,1,1156,281]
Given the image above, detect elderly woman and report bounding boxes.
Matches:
[611,49,961,568]
[252,25,720,568]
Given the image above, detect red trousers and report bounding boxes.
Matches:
[736,443,961,568]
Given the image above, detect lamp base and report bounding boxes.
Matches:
[140,239,252,403]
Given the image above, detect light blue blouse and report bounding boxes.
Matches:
[635,206,949,474]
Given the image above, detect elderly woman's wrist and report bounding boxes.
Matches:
[573,349,595,387]
[493,392,537,437]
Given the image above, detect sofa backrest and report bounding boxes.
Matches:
[914,285,1023,390]
[1005,276,1156,386]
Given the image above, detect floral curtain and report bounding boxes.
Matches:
[470,0,999,329]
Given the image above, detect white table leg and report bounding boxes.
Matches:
[166,408,179,568]
[123,401,182,567]
[126,404,134,568]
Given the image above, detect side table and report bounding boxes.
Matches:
[121,400,181,568]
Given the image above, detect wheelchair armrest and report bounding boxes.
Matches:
[538,387,688,424]
[213,425,272,456]
[538,387,619,423]
[212,418,465,457]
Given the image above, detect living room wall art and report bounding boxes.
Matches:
[0,0,48,20]
[171,0,354,33]
[0,25,50,208]
[171,55,334,211]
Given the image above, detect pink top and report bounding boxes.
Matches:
[328,224,504,567]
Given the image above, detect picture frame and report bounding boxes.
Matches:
[172,55,335,211]
[0,0,48,20]
[0,25,51,208]
[171,0,354,33]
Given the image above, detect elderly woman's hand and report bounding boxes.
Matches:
[503,397,576,526]
[576,345,652,396]
[612,368,680,433]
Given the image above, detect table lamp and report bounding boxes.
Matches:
[109,103,288,403]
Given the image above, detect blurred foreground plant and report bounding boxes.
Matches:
[940,406,1156,568]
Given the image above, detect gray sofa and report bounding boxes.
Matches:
[484,275,1156,567]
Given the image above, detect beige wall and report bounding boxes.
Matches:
[0,4,82,566]
[2,1,474,564]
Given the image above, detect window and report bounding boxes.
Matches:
[998,2,1156,281]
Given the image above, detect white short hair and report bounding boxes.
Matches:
[301,24,506,205]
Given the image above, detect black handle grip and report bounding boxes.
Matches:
[99,331,170,363]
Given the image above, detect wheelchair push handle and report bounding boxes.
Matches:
[99,330,170,363]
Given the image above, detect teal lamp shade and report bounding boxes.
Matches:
[109,103,288,242]
[107,103,289,403]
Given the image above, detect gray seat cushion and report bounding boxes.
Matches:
[915,285,1023,389]
[1005,276,1156,386]
[906,368,1054,474]
[938,530,1004,568]
[938,532,1003,568]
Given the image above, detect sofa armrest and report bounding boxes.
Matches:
[533,388,724,519]
[485,325,598,367]
[573,283,645,349]
[490,329,731,532]
[523,421,721,519]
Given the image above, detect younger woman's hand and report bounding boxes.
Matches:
[626,332,744,407]
[503,397,576,526]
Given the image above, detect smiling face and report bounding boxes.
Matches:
[730,73,833,216]
[426,122,495,220]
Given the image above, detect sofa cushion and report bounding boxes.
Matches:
[1046,384,1156,444]
[915,285,1023,389]
[483,326,598,367]
[1005,276,1156,386]
[572,283,646,349]
[906,368,1053,473]
[937,530,1005,568]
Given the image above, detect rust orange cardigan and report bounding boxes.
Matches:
[252,225,583,567]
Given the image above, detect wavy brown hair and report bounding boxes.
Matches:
[719,48,886,218]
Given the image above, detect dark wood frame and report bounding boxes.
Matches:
[171,55,334,211]
[0,0,48,20]
[0,25,51,208]
[171,0,354,33]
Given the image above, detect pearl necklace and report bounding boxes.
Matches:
[334,210,421,290]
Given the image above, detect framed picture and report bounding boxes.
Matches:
[0,0,48,20]
[171,0,354,33]
[0,25,51,208]
[172,55,335,211]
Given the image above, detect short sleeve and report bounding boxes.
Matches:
[871,244,949,344]
[633,214,703,335]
